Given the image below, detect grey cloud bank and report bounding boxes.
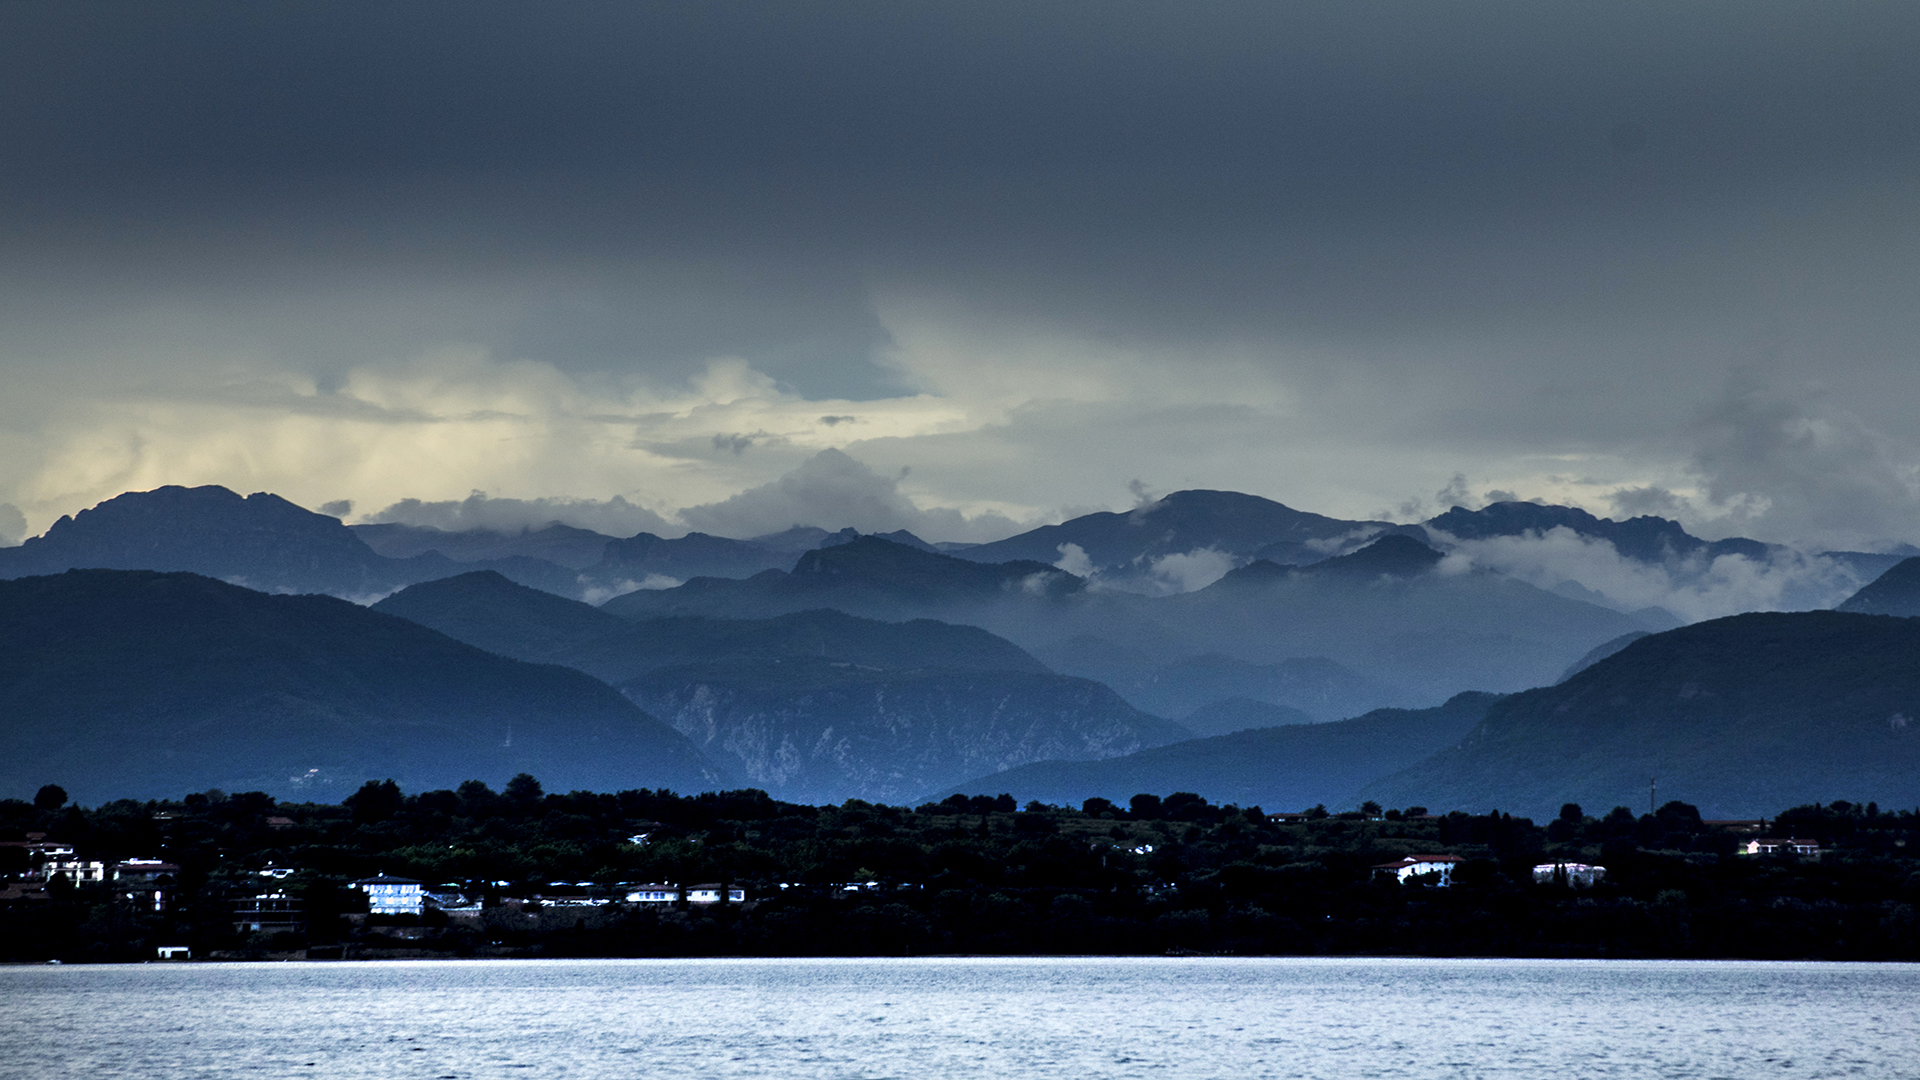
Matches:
[2,2,1919,549]
[364,492,676,539]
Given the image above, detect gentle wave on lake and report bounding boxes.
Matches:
[4,956,1915,1079]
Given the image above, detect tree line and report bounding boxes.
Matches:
[3,777,1918,962]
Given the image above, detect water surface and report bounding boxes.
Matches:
[3,957,1913,1079]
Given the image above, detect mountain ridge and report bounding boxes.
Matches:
[932,691,1502,809]
[1358,610,1920,819]
[0,569,726,803]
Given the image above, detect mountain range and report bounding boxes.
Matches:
[948,489,1419,584]
[0,569,724,804]
[1355,610,1920,819]
[371,570,1179,803]
[8,482,1920,814]
[372,569,1050,685]
[0,486,585,599]
[933,691,1501,811]
[624,659,1189,805]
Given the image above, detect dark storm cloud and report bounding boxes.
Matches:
[4,1,1920,545]
[6,1,1912,375]
[11,2,1916,248]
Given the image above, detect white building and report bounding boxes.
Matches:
[113,859,180,911]
[352,873,425,915]
[43,857,108,884]
[1741,837,1821,857]
[1371,855,1464,886]
[685,884,746,904]
[623,884,680,905]
[1531,862,1606,887]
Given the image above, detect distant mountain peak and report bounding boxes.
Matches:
[1300,534,1443,579]
[1836,556,1920,617]
[1423,501,1770,564]
[791,534,1072,587]
[953,487,1391,581]
[0,484,388,593]
[1127,488,1306,520]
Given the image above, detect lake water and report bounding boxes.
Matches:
[3,957,1915,1079]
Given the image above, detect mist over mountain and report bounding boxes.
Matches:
[936,691,1500,811]
[0,570,725,804]
[1836,557,1920,617]
[376,569,1151,803]
[600,535,1082,623]
[1029,642,1403,724]
[600,533,1644,714]
[623,659,1189,805]
[374,569,1048,685]
[1134,537,1649,700]
[354,521,620,570]
[1421,500,1895,621]
[1358,611,1920,819]
[592,528,848,588]
[0,485,947,606]
[1425,502,1771,565]
[1176,697,1315,737]
[924,487,1879,622]
[952,489,1407,589]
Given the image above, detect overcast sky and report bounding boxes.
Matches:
[3,1,1918,549]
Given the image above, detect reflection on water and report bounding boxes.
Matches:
[3,956,1915,1079]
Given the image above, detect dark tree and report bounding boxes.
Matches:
[505,773,545,806]
[33,785,67,812]
[344,779,404,824]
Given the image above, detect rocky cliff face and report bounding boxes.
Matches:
[621,659,1190,805]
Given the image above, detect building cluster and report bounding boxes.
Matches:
[230,874,751,937]
[0,834,178,912]
[1740,837,1821,857]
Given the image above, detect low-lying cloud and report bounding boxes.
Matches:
[1051,541,1236,596]
[1143,548,1238,595]
[579,573,681,606]
[364,491,676,537]
[1435,525,1867,623]
[0,503,25,547]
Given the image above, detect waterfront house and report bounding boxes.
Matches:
[233,892,305,934]
[685,883,746,904]
[351,873,425,915]
[1371,855,1464,886]
[623,884,680,905]
[113,859,179,912]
